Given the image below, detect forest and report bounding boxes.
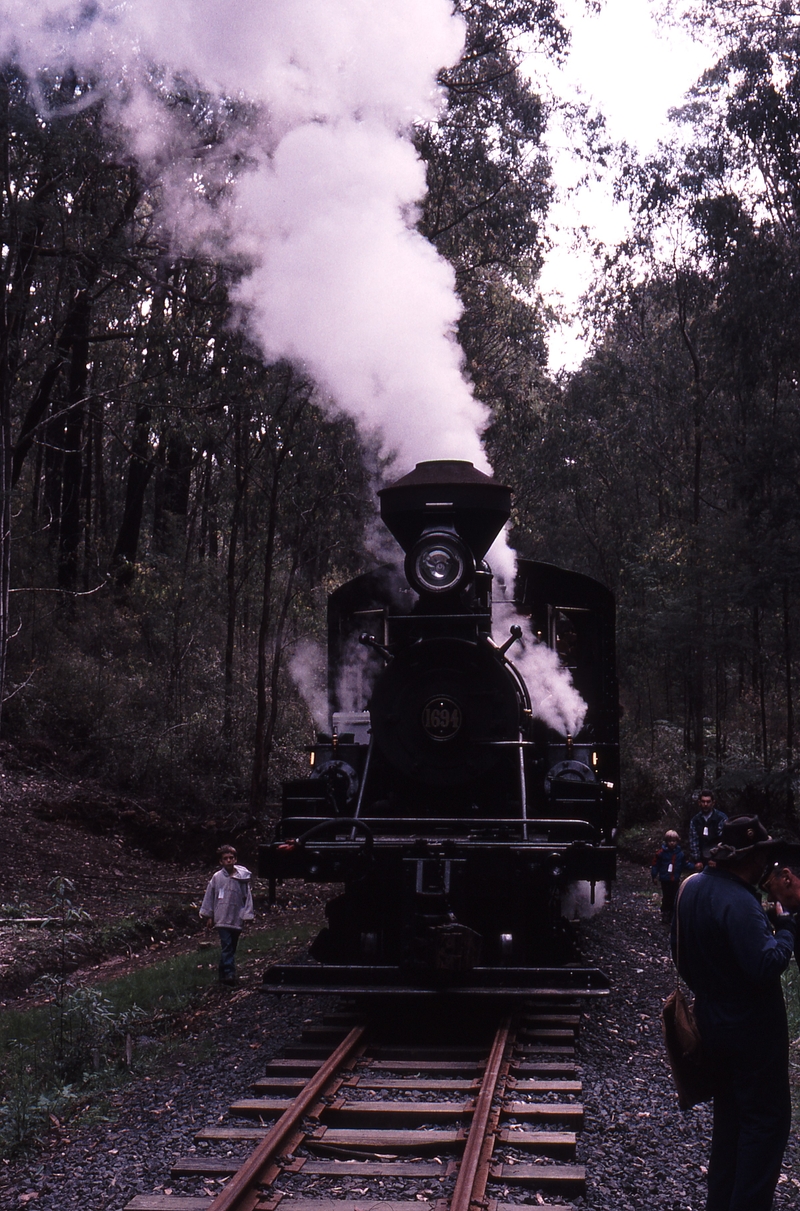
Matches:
[1,0,799,838]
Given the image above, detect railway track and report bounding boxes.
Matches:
[124,999,588,1211]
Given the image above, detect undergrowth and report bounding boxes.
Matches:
[0,903,316,1158]
[785,963,800,1042]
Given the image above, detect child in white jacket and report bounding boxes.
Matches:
[200,845,254,985]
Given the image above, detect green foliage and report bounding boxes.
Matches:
[0,918,318,1155]
[785,962,800,1043]
[490,3,800,814]
[615,823,671,865]
[0,877,127,1153]
[0,64,379,821]
[0,899,34,919]
[0,980,141,1154]
[0,1042,78,1155]
[415,0,557,429]
[618,753,674,829]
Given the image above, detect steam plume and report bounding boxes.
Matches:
[4,2,587,732]
[0,0,488,471]
[288,639,328,732]
[493,602,587,735]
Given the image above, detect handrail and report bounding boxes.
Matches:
[278,816,598,835]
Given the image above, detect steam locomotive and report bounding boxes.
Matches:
[261,460,619,995]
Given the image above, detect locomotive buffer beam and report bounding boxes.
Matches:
[261,963,610,999]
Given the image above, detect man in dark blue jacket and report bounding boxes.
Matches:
[688,790,728,870]
[673,816,795,1211]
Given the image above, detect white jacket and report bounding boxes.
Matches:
[199,864,254,929]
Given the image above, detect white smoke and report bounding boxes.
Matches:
[560,880,607,920]
[0,0,490,472]
[486,526,517,587]
[290,630,386,731]
[288,639,329,731]
[6,1,561,697]
[492,602,587,736]
[335,634,384,715]
[297,599,588,738]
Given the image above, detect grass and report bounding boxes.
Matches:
[0,919,318,1154]
[1,921,316,1048]
[782,962,800,1126]
[785,962,800,1042]
[102,921,316,1016]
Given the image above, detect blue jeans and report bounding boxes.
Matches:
[217,927,241,982]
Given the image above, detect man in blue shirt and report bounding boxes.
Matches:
[674,816,795,1211]
[688,790,728,870]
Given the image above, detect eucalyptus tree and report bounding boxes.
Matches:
[522,2,800,810]
[0,63,375,817]
[415,0,565,435]
[0,67,153,733]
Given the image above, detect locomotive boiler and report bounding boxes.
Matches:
[260,460,619,994]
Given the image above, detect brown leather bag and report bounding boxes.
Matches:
[661,877,714,1110]
[661,986,714,1109]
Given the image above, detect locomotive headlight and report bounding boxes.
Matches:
[406,533,473,595]
[419,545,462,587]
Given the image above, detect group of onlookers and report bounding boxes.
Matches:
[650,790,727,921]
[650,791,800,1211]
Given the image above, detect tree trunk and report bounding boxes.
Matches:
[249,455,284,813]
[58,291,90,590]
[675,273,709,788]
[112,256,170,570]
[112,403,154,569]
[261,549,300,792]
[783,579,794,818]
[82,392,105,590]
[752,606,770,775]
[715,645,725,783]
[153,428,192,552]
[223,413,248,746]
[0,318,10,731]
[0,76,12,724]
[690,589,706,788]
[198,448,218,561]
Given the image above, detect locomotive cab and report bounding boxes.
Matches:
[261,460,618,995]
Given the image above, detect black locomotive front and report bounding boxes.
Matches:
[261,460,618,994]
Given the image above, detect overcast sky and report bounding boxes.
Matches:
[530,0,714,371]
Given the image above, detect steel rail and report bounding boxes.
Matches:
[449,1016,512,1211]
[205,1023,367,1211]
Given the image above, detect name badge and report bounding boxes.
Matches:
[668,863,673,873]
[703,826,709,836]
[218,889,225,899]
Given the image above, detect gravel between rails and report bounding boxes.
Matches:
[3,860,800,1211]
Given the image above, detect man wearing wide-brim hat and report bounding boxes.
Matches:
[673,815,795,1211]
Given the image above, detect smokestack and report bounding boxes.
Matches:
[378,460,511,559]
